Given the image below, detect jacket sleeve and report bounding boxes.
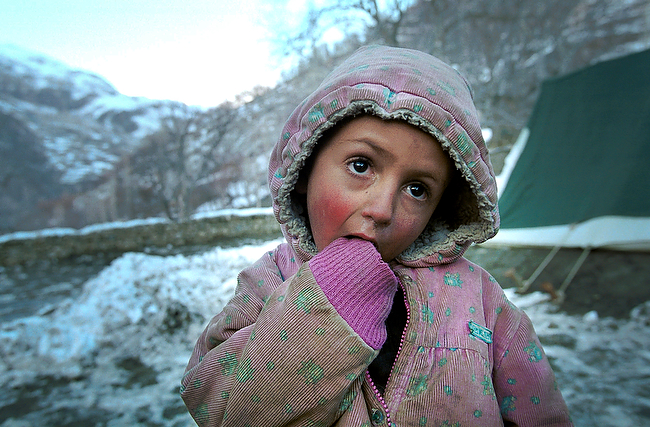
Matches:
[180,249,378,427]
[491,298,573,426]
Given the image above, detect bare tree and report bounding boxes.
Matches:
[134,103,236,221]
[277,0,415,62]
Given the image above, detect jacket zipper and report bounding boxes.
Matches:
[366,282,411,426]
[366,372,392,426]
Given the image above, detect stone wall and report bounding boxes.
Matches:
[0,212,283,266]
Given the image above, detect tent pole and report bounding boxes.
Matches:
[516,244,562,294]
[555,247,592,304]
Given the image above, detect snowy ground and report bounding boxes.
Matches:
[0,238,649,426]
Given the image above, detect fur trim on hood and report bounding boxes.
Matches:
[268,45,499,267]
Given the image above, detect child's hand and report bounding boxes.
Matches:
[309,237,399,349]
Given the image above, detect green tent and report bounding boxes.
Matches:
[490,48,650,251]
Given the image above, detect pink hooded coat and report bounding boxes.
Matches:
[181,45,572,426]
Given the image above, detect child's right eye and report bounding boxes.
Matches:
[348,159,370,175]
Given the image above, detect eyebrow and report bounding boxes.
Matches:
[346,138,447,183]
[347,137,395,160]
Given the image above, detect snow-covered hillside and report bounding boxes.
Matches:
[0,44,188,185]
[0,44,117,100]
[0,45,216,232]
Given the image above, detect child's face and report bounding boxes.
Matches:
[304,116,453,261]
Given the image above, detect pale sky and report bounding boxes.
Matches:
[0,0,305,107]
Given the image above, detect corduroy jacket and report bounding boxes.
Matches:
[181,45,572,426]
[182,242,571,426]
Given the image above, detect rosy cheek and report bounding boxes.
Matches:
[310,191,353,247]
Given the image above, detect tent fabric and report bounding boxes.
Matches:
[490,49,650,250]
[491,216,650,251]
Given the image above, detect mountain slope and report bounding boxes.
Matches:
[0,45,183,186]
[1,0,648,233]
[0,45,192,231]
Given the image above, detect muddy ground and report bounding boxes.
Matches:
[466,245,650,319]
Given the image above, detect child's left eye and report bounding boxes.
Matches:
[406,183,428,200]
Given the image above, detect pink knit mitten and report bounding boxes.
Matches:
[309,237,399,350]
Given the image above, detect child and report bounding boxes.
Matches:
[181,45,572,426]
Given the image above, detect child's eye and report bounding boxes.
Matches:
[348,159,370,175]
[406,183,428,200]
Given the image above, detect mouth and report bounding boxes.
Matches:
[346,233,378,249]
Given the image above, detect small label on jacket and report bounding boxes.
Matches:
[468,320,493,344]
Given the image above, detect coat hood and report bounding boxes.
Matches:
[268,45,499,267]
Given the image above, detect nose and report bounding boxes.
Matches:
[361,185,396,227]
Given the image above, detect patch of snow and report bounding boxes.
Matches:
[482,128,493,143]
[191,206,274,220]
[0,44,117,99]
[0,208,274,244]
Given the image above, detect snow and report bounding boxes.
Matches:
[78,93,180,141]
[0,44,117,99]
[0,238,283,426]
[0,216,167,244]
[0,207,275,244]
[0,235,649,425]
[506,288,650,426]
[482,127,493,143]
[0,44,195,185]
[1,241,277,363]
[191,206,273,220]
